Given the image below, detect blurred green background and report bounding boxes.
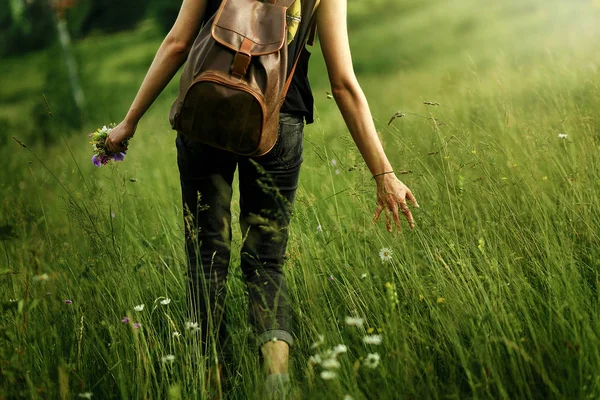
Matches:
[1,0,600,399]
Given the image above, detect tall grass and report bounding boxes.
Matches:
[1,0,600,398]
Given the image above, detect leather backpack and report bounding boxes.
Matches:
[169,0,318,156]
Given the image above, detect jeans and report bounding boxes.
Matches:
[176,112,304,364]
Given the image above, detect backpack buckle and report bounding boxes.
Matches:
[231,37,253,78]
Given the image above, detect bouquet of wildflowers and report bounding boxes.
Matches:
[88,124,129,167]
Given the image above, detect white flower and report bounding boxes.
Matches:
[331,159,337,167]
[362,334,382,345]
[185,321,199,330]
[321,358,341,369]
[558,133,568,139]
[335,169,340,175]
[133,304,145,312]
[320,370,337,380]
[78,393,93,399]
[32,273,50,282]
[316,224,322,233]
[309,354,322,365]
[311,334,325,349]
[379,247,393,263]
[344,395,354,400]
[332,344,347,356]
[161,354,176,363]
[172,331,181,338]
[345,316,364,327]
[361,273,368,279]
[160,298,171,305]
[363,353,381,369]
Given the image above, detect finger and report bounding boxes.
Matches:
[373,204,383,223]
[390,198,402,233]
[384,202,392,232]
[406,189,419,208]
[400,200,415,229]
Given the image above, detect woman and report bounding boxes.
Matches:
[105,0,418,397]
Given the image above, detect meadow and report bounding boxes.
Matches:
[1,0,600,398]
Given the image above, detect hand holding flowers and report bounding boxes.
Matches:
[88,120,136,167]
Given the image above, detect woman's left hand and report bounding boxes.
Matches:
[105,120,137,153]
[373,173,419,232]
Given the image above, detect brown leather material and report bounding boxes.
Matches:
[169,0,319,156]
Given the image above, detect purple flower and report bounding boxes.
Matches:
[111,152,126,162]
[99,154,110,165]
[91,154,101,168]
[64,299,73,304]
[133,322,141,329]
[122,317,130,324]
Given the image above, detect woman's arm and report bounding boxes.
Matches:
[317,0,419,231]
[105,0,207,153]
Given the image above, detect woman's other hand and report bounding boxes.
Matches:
[105,120,137,153]
[373,174,419,232]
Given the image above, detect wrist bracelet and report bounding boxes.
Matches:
[372,171,394,179]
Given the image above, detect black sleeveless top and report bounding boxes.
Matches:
[202,0,315,124]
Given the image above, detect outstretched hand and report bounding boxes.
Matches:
[105,120,137,153]
[373,174,419,232]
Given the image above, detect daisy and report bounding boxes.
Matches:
[320,370,337,380]
[362,335,382,345]
[185,321,199,330]
[134,304,144,312]
[160,298,171,305]
[558,133,568,139]
[363,353,380,369]
[172,331,181,338]
[310,334,325,349]
[161,354,176,363]
[32,273,50,282]
[379,247,393,263]
[345,316,364,327]
[321,358,341,369]
[332,344,347,356]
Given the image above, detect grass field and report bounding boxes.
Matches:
[1,0,600,398]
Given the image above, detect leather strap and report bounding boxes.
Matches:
[269,0,297,7]
[231,37,253,77]
[281,8,318,101]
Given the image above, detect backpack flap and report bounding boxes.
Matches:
[212,0,287,77]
